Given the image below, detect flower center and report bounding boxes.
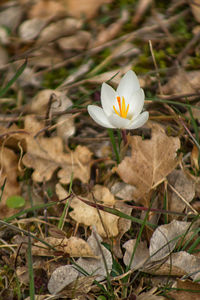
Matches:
[113,96,129,118]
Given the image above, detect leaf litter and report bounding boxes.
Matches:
[0,0,200,299]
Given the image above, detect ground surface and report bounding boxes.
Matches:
[0,0,200,299]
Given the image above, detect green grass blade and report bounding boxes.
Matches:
[149,96,200,110]
[4,201,58,222]
[0,59,27,97]
[58,173,73,229]
[0,219,57,250]
[27,233,35,300]
[0,178,6,203]
[107,129,120,164]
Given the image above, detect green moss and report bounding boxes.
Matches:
[188,53,200,69]
[43,67,69,89]
[172,17,192,40]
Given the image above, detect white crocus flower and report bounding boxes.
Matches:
[88,70,149,129]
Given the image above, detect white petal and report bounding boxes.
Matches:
[101,82,116,116]
[127,88,145,118]
[117,70,140,101]
[88,105,115,128]
[108,114,132,129]
[127,111,149,130]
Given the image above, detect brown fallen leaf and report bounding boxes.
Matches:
[28,0,66,20]
[27,89,72,115]
[149,220,191,261]
[32,236,95,257]
[91,10,129,47]
[69,185,119,237]
[76,229,113,281]
[137,288,166,300]
[149,251,200,280]
[132,0,153,25]
[18,18,47,41]
[22,115,92,183]
[168,169,195,215]
[168,279,200,300]
[64,0,113,20]
[57,30,91,51]
[0,147,21,218]
[48,265,79,294]
[191,144,199,171]
[123,239,149,270]
[60,275,95,298]
[116,122,180,203]
[190,0,200,23]
[162,69,200,97]
[37,18,82,45]
[112,201,133,258]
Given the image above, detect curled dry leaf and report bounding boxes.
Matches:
[22,115,91,183]
[69,185,119,237]
[32,236,95,257]
[149,220,191,261]
[116,122,180,203]
[168,169,195,215]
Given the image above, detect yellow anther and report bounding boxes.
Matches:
[113,96,129,118]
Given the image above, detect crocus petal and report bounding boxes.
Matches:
[101,82,116,116]
[127,111,149,130]
[108,114,132,129]
[88,105,115,128]
[117,70,140,101]
[126,88,145,118]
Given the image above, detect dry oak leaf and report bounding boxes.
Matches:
[116,122,180,202]
[0,147,21,218]
[22,116,92,183]
[64,0,113,20]
[32,236,95,257]
[70,185,119,237]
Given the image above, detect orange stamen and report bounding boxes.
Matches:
[113,96,130,119]
[117,96,122,115]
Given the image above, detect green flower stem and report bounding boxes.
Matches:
[107,129,120,164]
